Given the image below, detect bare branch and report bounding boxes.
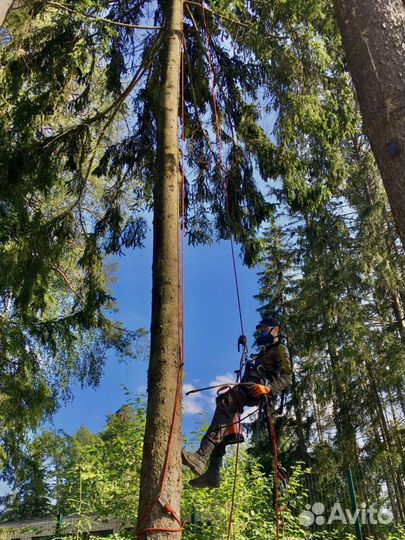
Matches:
[53,266,82,299]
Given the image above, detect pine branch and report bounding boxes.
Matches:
[2,294,13,321]
[44,32,163,152]
[47,1,161,31]
[182,29,218,161]
[185,0,287,40]
[78,32,163,204]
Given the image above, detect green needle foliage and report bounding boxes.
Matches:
[0,401,146,523]
[0,0,285,476]
[0,1,152,471]
[5,399,403,539]
[249,0,405,527]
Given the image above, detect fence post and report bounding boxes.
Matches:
[347,469,363,540]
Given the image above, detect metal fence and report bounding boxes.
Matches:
[301,467,404,540]
[0,515,127,540]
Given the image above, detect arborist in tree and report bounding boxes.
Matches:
[182,317,293,488]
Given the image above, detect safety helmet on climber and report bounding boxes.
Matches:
[256,316,279,330]
[256,317,280,346]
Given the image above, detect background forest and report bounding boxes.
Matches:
[0,0,404,539]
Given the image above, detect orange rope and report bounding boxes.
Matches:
[139,1,249,534]
[198,4,249,534]
[136,19,187,540]
[136,365,184,536]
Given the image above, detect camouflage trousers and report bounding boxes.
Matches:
[201,383,260,454]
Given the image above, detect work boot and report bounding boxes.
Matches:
[182,439,215,476]
[189,456,222,489]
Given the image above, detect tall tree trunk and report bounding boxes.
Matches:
[310,391,324,444]
[327,340,359,468]
[0,0,15,25]
[312,250,359,467]
[291,375,311,464]
[396,385,405,420]
[333,0,405,248]
[364,356,405,520]
[137,0,183,538]
[392,292,405,338]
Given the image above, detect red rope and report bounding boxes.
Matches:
[139,505,184,537]
[136,365,184,536]
[181,25,186,362]
[140,2,247,535]
[198,8,247,529]
[266,399,280,540]
[137,23,187,540]
[200,0,245,337]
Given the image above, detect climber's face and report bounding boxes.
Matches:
[259,323,279,336]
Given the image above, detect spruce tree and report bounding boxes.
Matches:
[1,1,275,535]
[334,0,405,248]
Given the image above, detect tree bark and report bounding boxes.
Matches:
[364,356,405,520]
[0,0,15,26]
[392,292,405,338]
[137,0,183,538]
[333,0,405,248]
[291,374,311,464]
[327,340,359,468]
[310,390,324,444]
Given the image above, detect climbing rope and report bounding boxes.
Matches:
[227,355,244,539]
[199,2,250,535]
[200,0,245,338]
[136,25,188,540]
[265,397,280,540]
[138,0,266,532]
[136,362,184,537]
[198,3,243,534]
[228,411,241,540]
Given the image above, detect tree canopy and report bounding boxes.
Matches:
[0,0,404,538]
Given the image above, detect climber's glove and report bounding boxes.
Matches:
[250,384,271,399]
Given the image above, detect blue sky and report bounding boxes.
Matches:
[49,86,278,441]
[50,231,265,437]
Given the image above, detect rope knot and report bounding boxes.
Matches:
[163,503,176,516]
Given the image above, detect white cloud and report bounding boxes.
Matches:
[206,372,236,410]
[183,400,204,416]
[182,373,238,416]
[209,372,236,388]
[183,383,205,416]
